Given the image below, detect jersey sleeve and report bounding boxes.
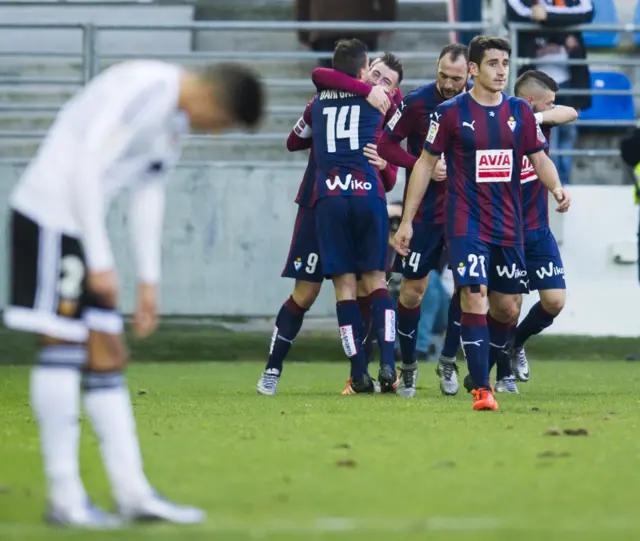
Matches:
[129,180,165,284]
[423,104,452,156]
[380,161,398,192]
[72,76,177,273]
[286,99,314,152]
[519,101,549,156]
[311,68,372,97]
[378,97,426,170]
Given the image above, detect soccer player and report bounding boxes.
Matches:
[257,51,403,395]
[395,36,569,411]
[507,69,577,384]
[311,38,398,394]
[3,60,264,526]
[377,43,469,398]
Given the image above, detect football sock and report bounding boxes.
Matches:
[441,292,461,359]
[84,371,154,507]
[397,301,421,366]
[265,296,308,373]
[514,301,555,348]
[460,312,490,389]
[357,294,373,367]
[487,313,513,380]
[369,288,396,370]
[31,345,87,510]
[336,300,367,381]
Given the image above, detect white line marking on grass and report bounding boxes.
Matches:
[1,516,639,538]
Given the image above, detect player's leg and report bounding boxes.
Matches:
[2,212,118,527]
[81,301,203,524]
[258,206,324,394]
[356,279,374,367]
[394,222,445,397]
[356,197,398,393]
[487,245,528,393]
[512,230,566,381]
[316,197,372,394]
[450,238,497,411]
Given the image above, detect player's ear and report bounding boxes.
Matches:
[469,62,479,77]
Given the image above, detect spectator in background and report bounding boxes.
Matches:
[506,0,594,184]
[295,0,397,68]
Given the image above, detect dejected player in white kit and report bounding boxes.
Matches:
[3,60,263,527]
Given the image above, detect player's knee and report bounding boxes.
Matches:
[541,291,565,317]
[459,286,486,313]
[399,278,427,309]
[292,281,321,309]
[332,274,357,301]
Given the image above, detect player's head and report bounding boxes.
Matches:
[436,43,469,99]
[468,36,511,93]
[184,63,264,133]
[368,52,403,93]
[332,39,369,81]
[514,70,558,113]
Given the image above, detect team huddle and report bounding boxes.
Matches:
[257,36,573,411]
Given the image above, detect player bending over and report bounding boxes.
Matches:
[508,69,575,384]
[395,36,569,411]
[257,50,403,395]
[4,60,264,527]
[377,43,469,398]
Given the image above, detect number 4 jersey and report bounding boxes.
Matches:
[308,90,387,201]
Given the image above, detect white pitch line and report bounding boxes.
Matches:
[0,516,638,538]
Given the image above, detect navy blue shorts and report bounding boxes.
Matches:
[281,206,323,283]
[392,222,445,280]
[524,227,566,291]
[315,196,389,276]
[448,236,527,295]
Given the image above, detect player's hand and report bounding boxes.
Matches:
[363,143,387,170]
[434,158,447,181]
[394,221,413,257]
[531,4,547,21]
[134,282,159,338]
[565,35,579,51]
[552,187,571,213]
[366,85,391,114]
[87,269,118,308]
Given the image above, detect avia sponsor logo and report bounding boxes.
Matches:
[536,263,565,280]
[475,149,513,183]
[520,155,538,184]
[325,174,372,191]
[495,264,527,279]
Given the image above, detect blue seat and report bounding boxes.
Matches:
[583,0,619,48]
[578,71,635,125]
[634,0,640,46]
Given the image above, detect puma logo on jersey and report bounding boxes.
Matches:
[461,339,483,347]
[462,121,475,131]
[432,112,441,122]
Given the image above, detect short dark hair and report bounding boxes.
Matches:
[468,36,511,66]
[438,43,469,64]
[332,39,369,78]
[373,51,404,84]
[203,62,264,129]
[514,69,559,97]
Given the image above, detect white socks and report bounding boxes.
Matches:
[83,375,154,507]
[30,364,87,510]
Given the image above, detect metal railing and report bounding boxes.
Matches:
[0,20,638,167]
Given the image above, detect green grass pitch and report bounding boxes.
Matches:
[1,360,640,541]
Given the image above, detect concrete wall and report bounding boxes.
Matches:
[0,165,638,336]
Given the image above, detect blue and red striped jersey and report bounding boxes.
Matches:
[310,90,387,201]
[383,82,448,224]
[521,124,553,231]
[424,92,548,247]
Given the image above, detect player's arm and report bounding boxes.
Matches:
[380,159,398,192]
[528,151,570,212]
[377,99,424,170]
[536,105,578,126]
[286,100,313,151]
[311,68,390,113]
